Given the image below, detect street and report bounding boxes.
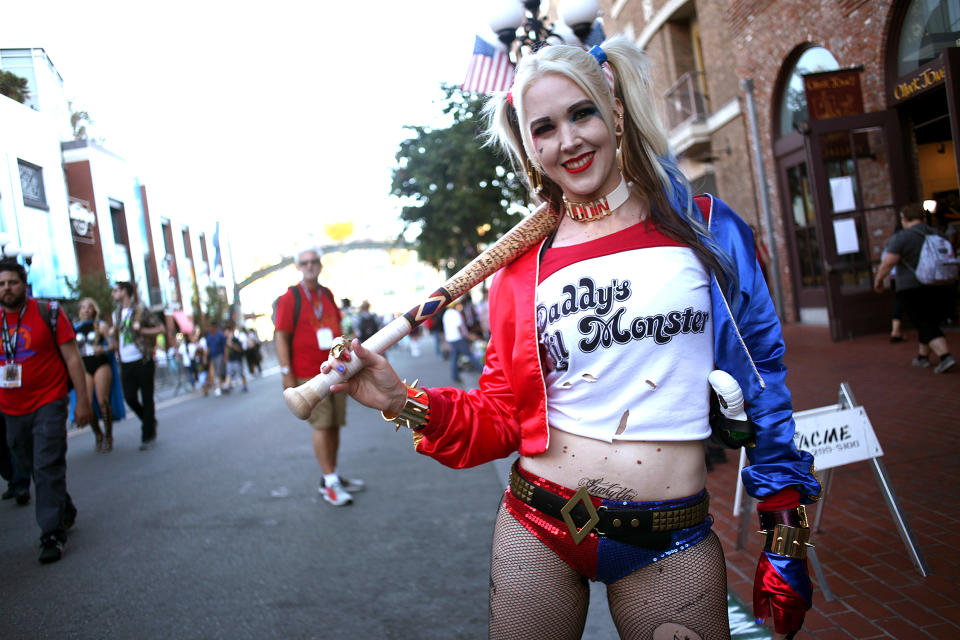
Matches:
[1,346,504,640]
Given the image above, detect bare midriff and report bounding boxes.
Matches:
[520,427,708,502]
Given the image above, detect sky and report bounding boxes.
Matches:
[0,0,501,278]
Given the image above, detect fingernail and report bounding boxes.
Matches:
[337,365,345,373]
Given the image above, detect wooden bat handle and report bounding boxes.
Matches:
[282,203,559,420]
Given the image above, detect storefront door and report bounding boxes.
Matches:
[777,147,826,315]
[805,110,909,340]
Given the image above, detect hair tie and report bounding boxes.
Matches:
[506,91,513,107]
[588,45,607,66]
[588,46,615,92]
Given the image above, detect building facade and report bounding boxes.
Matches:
[0,47,235,335]
[602,0,959,339]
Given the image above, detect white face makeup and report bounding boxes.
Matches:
[523,73,619,203]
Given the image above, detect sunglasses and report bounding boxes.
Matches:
[298,259,321,266]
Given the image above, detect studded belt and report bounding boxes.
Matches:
[508,461,709,549]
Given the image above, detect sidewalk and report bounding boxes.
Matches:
[709,324,959,639]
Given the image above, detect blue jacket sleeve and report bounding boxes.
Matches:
[708,196,821,504]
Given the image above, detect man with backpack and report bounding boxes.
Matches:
[875,203,957,373]
[0,259,92,563]
[274,247,363,506]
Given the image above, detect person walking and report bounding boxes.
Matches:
[111,281,163,450]
[275,247,363,506]
[224,323,248,393]
[244,328,262,376]
[320,38,818,640]
[203,321,227,396]
[442,300,483,383]
[0,260,93,563]
[875,203,956,373]
[74,297,115,451]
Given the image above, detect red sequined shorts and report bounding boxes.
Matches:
[503,463,712,584]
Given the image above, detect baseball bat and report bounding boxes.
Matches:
[283,203,560,420]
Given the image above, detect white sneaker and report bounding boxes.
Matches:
[321,475,365,493]
[320,478,353,506]
[214,388,222,397]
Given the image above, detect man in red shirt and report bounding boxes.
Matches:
[275,248,363,506]
[0,260,92,563]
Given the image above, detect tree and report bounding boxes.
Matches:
[0,71,29,104]
[63,271,115,323]
[391,85,529,275]
[203,285,229,328]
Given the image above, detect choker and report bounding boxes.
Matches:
[562,176,630,222]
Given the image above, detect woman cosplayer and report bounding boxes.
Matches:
[323,37,819,640]
[75,297,115,452]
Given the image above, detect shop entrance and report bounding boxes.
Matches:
[903,85,959,228]
[804,110,910,340]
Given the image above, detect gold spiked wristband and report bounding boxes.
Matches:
[381,380,430,431]
[757,505,813,559]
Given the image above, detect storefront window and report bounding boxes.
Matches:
[778,47,840,138]
[897,0,960,76]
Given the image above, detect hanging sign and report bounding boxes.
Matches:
[69,201,97,244]
[803,68,865,120]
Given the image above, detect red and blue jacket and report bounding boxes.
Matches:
[415,194,821,505]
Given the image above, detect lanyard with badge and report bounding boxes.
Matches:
[0,305,26,388]
[299,283,334,350]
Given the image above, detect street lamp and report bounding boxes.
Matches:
[488,0,600,60]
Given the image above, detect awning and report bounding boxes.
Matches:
[173,310,194,336]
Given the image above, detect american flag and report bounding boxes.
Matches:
[462,36,515,94]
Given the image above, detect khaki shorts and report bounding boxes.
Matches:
[296,378,347,430]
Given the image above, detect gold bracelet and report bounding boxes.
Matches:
[758,524,813,558]
[756,505,813,558]
[381,379,430,431]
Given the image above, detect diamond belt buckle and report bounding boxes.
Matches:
[560,487,601,545]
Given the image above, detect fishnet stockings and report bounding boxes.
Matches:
[488,505,730,640]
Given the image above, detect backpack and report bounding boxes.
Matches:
[37,300,73,391]
[905,228,959,285]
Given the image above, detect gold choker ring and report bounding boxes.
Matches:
[563,177,630,222]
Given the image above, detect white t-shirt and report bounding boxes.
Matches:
[117,307,144,364]
[443,309,466,343]
[536,222,714,443]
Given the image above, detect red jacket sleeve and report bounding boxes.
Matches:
[414,328,523,468]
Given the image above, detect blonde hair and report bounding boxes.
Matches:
[484,36,736,297]
[79,297,100,321]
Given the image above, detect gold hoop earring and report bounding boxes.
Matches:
[526,158,544,195]
[614,112,624,137]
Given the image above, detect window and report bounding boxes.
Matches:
[17,159,47,209]
[777,47,840,138]
[897,0,960,76]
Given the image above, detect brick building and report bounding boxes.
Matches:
[602,0,959,338]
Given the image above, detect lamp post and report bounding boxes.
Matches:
[488,0,600,61]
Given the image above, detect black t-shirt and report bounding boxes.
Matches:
[886,223,940,291]
[227,336,245,362]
